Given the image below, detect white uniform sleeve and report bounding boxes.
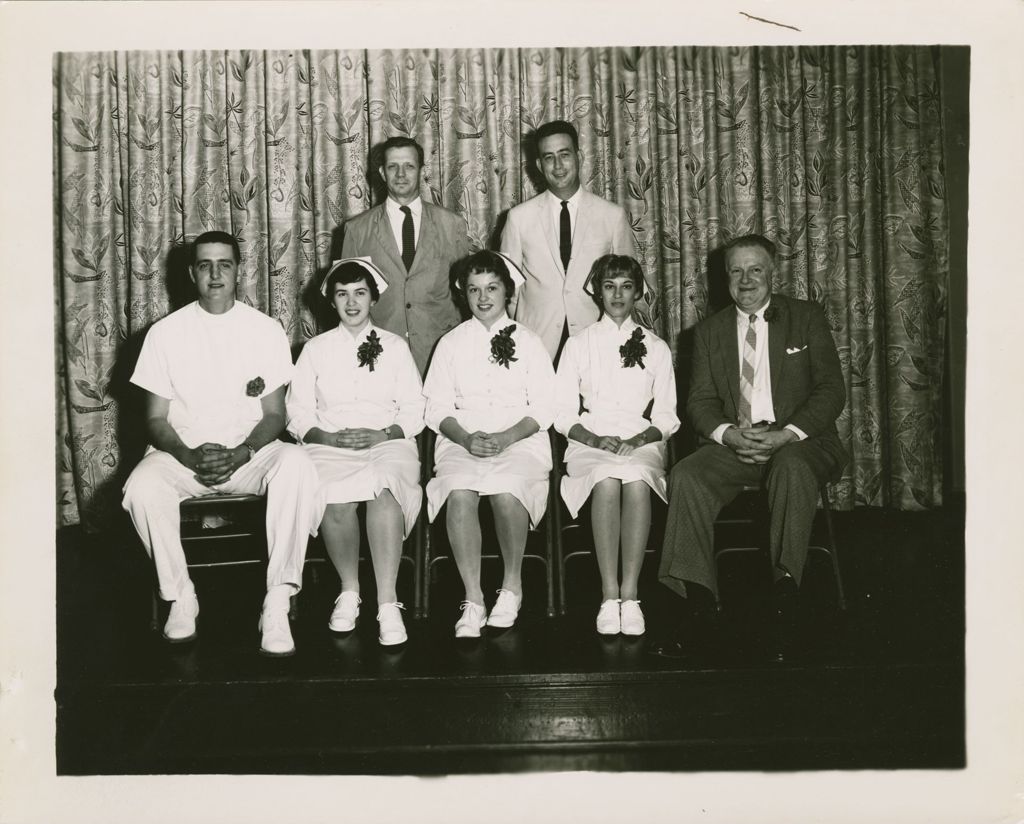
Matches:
[423,335,457,433]
[260,321,294,395]
[285,342,319,442]
[392,340,426,438]
[553,335,583,437]
[649,339,680,440]
[130,322,174,400]
[522,331,556,431]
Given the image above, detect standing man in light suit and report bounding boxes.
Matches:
[500,120,635,361]
[342,136,471,374]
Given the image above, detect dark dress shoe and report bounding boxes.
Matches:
[645,634,688,659]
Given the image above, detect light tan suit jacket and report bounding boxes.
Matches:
[500,188,634,358]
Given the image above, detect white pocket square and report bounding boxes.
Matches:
[786,345,808,354]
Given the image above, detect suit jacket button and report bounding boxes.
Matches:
[406,302,412,309]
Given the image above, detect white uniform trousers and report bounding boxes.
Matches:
[122,441,323,601]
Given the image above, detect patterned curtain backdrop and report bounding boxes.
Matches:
[54,46,948,529]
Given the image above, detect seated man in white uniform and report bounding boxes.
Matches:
[122,230,322,657]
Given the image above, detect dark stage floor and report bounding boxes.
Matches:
[56,504,964,774]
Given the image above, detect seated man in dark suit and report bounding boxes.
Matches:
[653,234,847,657]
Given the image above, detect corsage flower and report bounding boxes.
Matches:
[620,327,647,369]
[489,324,518,369]
[356,330,383,372]
[764,304,779,323]
[246,377,265,397]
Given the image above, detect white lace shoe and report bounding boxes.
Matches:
[376,602,407,646]
[454,601,488,638]
[485,589,522,628]
[328,591,361,632]
[163,589,199,643]
[620,599,646,636]
[596,599,621,635]
[259,590,296,657]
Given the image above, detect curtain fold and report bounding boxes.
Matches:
[54,46,949,529]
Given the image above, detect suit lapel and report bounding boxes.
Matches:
[715,309,740,416]
[410,204,437,277]
[373,205,405,276]
[768,294,786,411]
[539,194,564,276]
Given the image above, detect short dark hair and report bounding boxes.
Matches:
[535,120,579,152]
[452,250,516,308]
[724,233,777,262]
[191,230,240,265]
[377,136,425,169]
[588,254,646,309]
[324,261,380,304]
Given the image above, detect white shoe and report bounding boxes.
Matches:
[163,590,199,643]
[328,591,361,632]
[485,589,522,628]
[259,590,295,657]
[596,599,621,635]
[620,599,646,636]
[376,602,407,646]
[455,601,488,638]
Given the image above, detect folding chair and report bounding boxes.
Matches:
[149,492,270,630]
[713,483,847,610]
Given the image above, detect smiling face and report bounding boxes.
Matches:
[332,278,375,333]
[600,275,639,325]
[379,145,421,205]
[465,271,509,328]
[536,132,581,200]
[190,242,238,314]
[726,244,774,314]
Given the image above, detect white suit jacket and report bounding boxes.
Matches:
[500,188,634,359]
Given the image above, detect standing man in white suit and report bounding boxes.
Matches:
[500,120,635,361]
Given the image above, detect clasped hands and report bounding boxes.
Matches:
[183,442,250,486]
[462,430,514,458]
[722,424,796,465]
[590,432,646,456]
[329,428,388,450]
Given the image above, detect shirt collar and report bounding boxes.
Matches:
[386,196,422,219]
[471,312,513,335]
[336,320,377,346]
[598,313,638,335]
[735,298,771,324]
[546,187,583,209]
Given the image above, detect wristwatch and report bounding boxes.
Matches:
[243,441,257,460]
[382,426,392,439]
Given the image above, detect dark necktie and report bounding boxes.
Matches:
[559,200,571,272]
[400,205,415,271]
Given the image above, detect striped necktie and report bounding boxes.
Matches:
[400,205,415,271]
[738,313,757,428]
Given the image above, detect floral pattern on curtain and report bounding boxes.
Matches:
[55,46,948,529]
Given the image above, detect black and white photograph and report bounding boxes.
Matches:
[1,1,1021,822]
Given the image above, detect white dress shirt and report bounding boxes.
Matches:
[546,187,582,245]
[711,299,807,444]
[385,195,422,248]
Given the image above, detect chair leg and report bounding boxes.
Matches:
[820,485,847,610]
[544,500,557,619]
[421,520,432,619]
[151,590,160,632]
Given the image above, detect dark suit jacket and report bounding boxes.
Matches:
[687,293,847,468]
[342,201,470,373]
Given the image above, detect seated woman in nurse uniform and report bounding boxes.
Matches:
[286,258,425,646]
[422,250,556,638]
[554,254,679,636]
